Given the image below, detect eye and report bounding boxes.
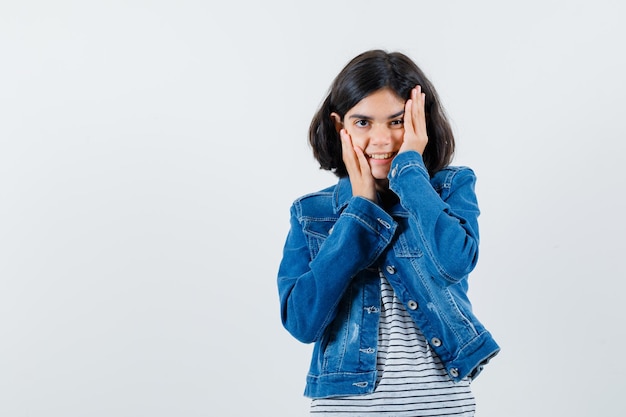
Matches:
[390,118,404,129]
[354,119,370,128]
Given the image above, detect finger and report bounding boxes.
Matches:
[353,145,371,176]
[412,86,423,125]
[403,97,414,133]
[340,129,353,158]
[416,91,427,135]
[340,129,360,173]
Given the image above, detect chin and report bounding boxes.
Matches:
[372,171,390,180]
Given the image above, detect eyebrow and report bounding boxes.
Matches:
[348,110,405,120]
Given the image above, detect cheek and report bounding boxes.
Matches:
[392,130,405,144]
[347,130,367,148]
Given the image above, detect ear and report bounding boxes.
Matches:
[330,112,343,133]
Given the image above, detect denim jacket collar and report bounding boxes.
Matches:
[333,177,406,216]
[333,177,353,213]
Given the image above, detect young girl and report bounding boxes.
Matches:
[277,49,499,416]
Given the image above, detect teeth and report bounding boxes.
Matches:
[368,152,394,160]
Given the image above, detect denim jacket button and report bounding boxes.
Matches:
[385,265,396,274]
[431,337,442,347]
[449,368,459,378]
[407,300,418,310]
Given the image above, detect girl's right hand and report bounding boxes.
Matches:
[340,129,377,202]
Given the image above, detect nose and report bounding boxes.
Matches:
[369,123,392,146]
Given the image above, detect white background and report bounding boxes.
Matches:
[1,1,625,416]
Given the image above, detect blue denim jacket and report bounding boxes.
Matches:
[277,151,500,399]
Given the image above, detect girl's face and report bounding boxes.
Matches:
[332,88,406,181]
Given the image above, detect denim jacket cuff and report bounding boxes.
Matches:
[388,150,429,181]
[341,196,397,244]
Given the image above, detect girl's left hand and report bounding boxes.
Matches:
[399,85,428,155]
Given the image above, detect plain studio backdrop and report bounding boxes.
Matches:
[1,1,625,416]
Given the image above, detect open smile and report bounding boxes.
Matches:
[367,152,397,160]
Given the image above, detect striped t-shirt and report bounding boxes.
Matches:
[310,271,476,416]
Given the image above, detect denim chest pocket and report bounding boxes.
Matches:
[392,222,423,258]
[302,218,337,259]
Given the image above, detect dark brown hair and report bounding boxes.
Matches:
[309,49,455,178]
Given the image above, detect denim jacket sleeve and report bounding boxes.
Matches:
[277,195,397,343]
[388,151,480,284]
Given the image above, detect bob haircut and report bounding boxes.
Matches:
[309,49,455,178]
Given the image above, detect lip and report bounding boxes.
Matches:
[367,151,397,162]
